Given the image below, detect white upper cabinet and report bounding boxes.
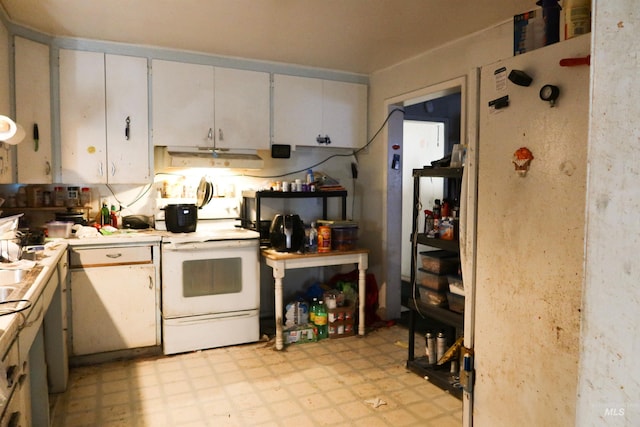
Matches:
[214,67,270,150]
[151,59,269,150]
[273,74,367,149]
[105,54,151,183]
[59,50,150,184]
[151,60,214,148]
[15,37,52,183]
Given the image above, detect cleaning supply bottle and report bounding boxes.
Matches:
[100,202,110,226]
[307,222,318,253]
[110,205,118,228]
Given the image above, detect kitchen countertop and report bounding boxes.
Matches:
[0,241,68,358]
[63,229,163,247]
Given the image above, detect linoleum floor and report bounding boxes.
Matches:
[51,324,461,426]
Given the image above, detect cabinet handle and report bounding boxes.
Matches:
[45,161,51,175]
[105,253,122,258]
[148,275,153,289]
[125,116,130,140]
[99,162,104,177]
[111,162,116,177]
[218,128,223,141]
[207,128,213,142]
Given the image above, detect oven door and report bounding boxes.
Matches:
[161,239,259,318]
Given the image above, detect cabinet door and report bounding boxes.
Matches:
[15,37,53,183]
[151,59,214,147]
[59,49,107,183]
[322,80,367,149]
[71,264,157,355]
[105,54,150,183]
[273,74,322,147]
[214,67,270,150]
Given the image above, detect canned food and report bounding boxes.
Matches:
[318,225,331,253]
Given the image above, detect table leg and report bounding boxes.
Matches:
[273,266,285,350]
[358,257,366,336]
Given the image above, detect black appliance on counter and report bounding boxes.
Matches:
[269,214,305,252]
[164,204,197,233]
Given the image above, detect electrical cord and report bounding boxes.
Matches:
[242,107,406,179]
[101,108,407,208]
[0,299,33,317]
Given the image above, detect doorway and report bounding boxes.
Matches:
[385,73,478,425]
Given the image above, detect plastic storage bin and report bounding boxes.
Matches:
[419,250,459,274]
[47,221,73,238]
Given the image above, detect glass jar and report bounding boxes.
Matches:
[54,186,66,207]
[66,186,80,207]
[80,187,92,207]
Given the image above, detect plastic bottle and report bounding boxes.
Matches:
[314,300,328,340]
[309,297,318,324]
[100,202,110,226]
[307,222,318,253]
[306,168,314,184]
[432,199,441,232]
[110,205,118,228]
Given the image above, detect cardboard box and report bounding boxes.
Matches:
[328,300,356,339]
[284,323,317,344]
[514,9,545,55]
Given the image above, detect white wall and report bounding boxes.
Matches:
[577,1,640,424]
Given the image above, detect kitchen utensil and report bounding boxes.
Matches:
[269,214,305,252]
[196,176,213,208]
[164,204,197,233]
[122,215,153,229]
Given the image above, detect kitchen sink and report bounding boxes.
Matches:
[0,269,25,286]
[0,286,17,302]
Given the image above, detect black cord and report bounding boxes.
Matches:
[0,299,33,316]
[243,107,405,179]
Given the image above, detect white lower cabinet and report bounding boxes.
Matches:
[69,245,159,356]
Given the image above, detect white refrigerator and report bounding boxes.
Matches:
[471,34,590,426]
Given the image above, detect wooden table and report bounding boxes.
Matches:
[261,248,369,350]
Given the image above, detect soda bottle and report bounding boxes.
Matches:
[314,300,328,340]
[309,297,318,324]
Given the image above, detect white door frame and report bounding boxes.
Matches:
[384,71,479,427]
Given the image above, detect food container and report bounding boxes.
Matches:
[417,268,449,292]
[317,220,359,251]
[418,286,448,307]
[447,275,464,296]
[447,292,465,313]
[47,221,73,238]
[419,250,459,274]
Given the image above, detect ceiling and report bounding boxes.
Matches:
[0,0,534,75]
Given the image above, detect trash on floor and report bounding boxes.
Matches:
[364,397,387,408]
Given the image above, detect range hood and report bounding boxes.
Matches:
[154,146,264,170]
